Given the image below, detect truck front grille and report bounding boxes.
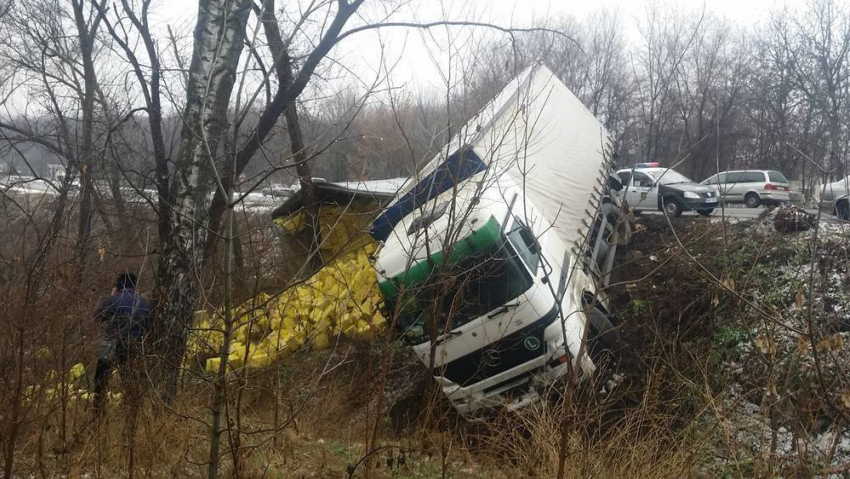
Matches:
[436,305,559,386]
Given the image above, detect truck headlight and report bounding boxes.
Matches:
[683,191,700,199]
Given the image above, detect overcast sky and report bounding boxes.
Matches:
[153,0,798,95]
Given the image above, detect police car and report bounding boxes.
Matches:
[614,163,719,217]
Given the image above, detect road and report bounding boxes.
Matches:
[644,206,844,224]
[3,177,846,224]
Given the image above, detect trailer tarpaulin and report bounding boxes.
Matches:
[370,64,613,251]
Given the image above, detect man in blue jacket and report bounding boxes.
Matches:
[93,272,151,412]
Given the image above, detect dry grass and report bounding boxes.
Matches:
[5,199,844,478]
[7,333,719,479]
[6,342,740,479]
[486,401,703,478]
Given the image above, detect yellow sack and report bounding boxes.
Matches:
[246,351,275,369]
[69,363,86,381]
[312,332,331,350]
[205,357,222,373]
[277,212,304,233]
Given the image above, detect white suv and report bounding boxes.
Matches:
[701,170,790,208]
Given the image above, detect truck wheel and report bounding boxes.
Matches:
[662,197,683,218]
[587,310,619,362]
[837,200,850,221]
[745,193,761,208]
[609,207,633,245]
[698,208,714,217]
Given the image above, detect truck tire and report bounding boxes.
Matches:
[587,310,619,363]
[745,193,761,208]
[609,207,633,245]
[837,200,849,221]
[662,196,683,218]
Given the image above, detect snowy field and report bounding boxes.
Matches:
[0,175,286,212]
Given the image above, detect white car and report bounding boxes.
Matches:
[615,164,719,217]
[261,184,292,198]
[701,170,790,208]
[817,175,850,220]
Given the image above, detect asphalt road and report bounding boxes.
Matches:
[644,206,843,224]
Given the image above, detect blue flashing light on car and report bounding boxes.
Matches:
[635,162,661,168]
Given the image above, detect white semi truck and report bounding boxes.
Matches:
[369,65,626,414]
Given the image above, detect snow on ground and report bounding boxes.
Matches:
[716,218,850,475]
[1,178,284,213]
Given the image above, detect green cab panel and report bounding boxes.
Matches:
[378,216,501,299]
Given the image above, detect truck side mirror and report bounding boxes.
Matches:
[608,175,623,191]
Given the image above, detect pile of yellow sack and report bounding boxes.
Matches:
[275,202,377,257]
[43,202,388,398]
[26,362,120,405]
[190,203,388,373]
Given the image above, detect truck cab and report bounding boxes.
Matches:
[370,64,623,415]
[375,176,616,414]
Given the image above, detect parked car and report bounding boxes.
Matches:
[288,177,326,193]
[817,175,850,220]
[261,184,292,198]
[701,170,790,208]
[614,163,719,217]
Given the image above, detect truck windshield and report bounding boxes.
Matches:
[392,239,533,345]
[653,169,694,185]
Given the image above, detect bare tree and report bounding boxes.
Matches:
[783,0,850,178]
[0,0,112,260]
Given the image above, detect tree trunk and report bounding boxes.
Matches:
[828,108,841,176]
[201,0,364,267]
[158,0,251,402]
[260,0,317,217]
[208,199,234,479]
[202,0,321,265]
[2,177,74,479]
[71,0,104,261]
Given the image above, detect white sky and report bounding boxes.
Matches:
[154,0,798,97]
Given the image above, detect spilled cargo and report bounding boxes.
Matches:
[186,211,389,373]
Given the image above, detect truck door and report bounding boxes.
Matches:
[724,172,745,202]
[706,172,728,201]
[624,172,658,211]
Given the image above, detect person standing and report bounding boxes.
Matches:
[93,272,151,413]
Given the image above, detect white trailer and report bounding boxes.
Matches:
[370,64,624,414]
